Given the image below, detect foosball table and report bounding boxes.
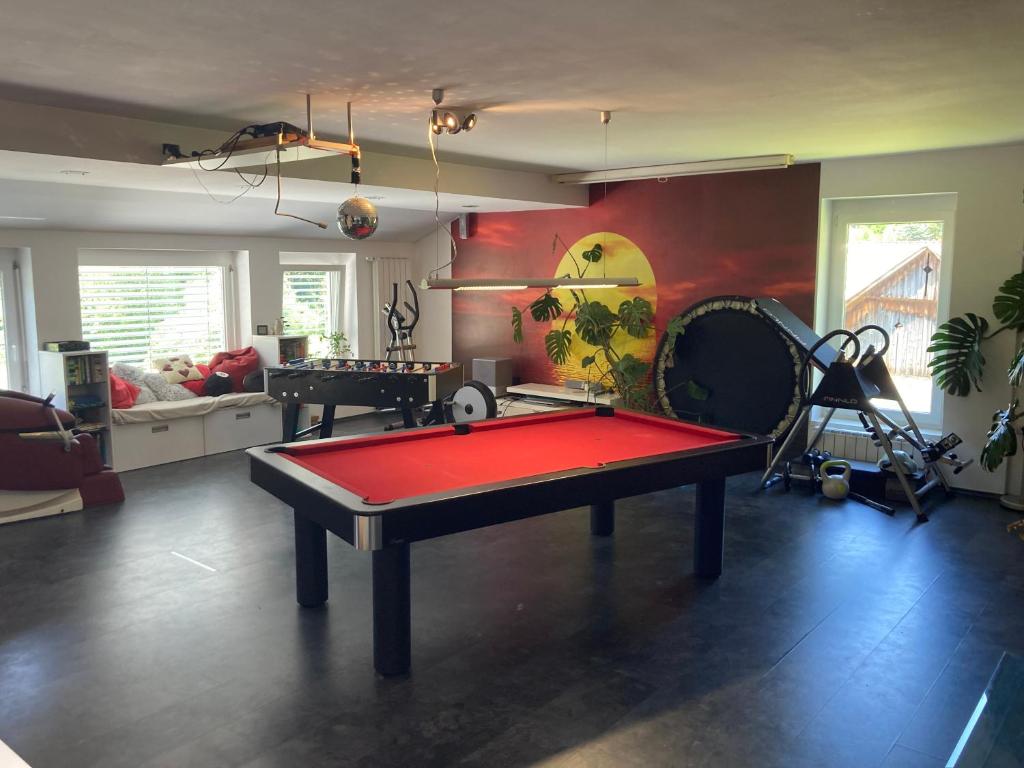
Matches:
[264,358,493,440]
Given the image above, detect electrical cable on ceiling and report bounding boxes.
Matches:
[178,106,355,232]
[189,152,271,205]
[428,116,459,278]
[273,151,327,229]
[185,126,274,205]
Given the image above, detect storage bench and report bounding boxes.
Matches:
[111,393,282,471]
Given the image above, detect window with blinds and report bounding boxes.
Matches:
[282,271,339,357]
[78,265,226,366]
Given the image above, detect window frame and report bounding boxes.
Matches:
[77,249,237,367]
[281,269,343,356]
[823,194,957,431]
[0,249,26,392]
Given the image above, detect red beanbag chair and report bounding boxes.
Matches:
[208,347,259,393]
[181,364,212,396]
[109,371,141,410]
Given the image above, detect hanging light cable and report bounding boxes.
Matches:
[423,107,640,291]
[427,111,460,279]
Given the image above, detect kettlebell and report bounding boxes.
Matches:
[820,459,851,500]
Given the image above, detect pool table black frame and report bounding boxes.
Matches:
[247,407,772,676]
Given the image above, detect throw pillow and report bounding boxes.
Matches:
[112,362,145,385]
[153,355,203,384]
[208,346,259,393]
[112,363,157,405]
[135,384,158,405]
[242,369,265,393]
[204,371,234,397]
[181,363,212,396]
[109,371,141,409]
[142,372,197,402]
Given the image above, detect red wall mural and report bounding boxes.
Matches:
[452,163,821,385]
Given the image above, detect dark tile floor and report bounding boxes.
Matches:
[2,415,1023,767]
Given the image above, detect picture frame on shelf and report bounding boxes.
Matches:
[256,325,269,336]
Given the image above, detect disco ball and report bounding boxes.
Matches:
[337,196,379,240]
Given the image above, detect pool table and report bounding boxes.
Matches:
[248,407,771,675]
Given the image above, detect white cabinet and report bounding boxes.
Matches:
[112,417,205,471]
[203,403,280,455]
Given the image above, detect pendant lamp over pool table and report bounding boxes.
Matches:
[424,110,642,291]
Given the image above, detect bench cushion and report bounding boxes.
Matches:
[111,393,275,425]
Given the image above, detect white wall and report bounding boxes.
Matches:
[411,226,454,362]
[0,228,413,392]
[818,143,1024,493]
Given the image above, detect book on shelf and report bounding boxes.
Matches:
[74,422,107,433]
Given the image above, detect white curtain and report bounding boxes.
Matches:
[370,258,412,358]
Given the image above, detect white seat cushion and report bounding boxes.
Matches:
[111,393,275,424]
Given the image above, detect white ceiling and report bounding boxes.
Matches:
[0,0,1021,172]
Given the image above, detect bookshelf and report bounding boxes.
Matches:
[38,350,112,464]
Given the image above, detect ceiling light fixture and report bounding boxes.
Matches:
[425,110,641,291]
[59,170,90,176]
[552,154,795,184]
[430,89,477,136]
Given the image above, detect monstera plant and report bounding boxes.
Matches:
[511,238,654,409]
[928,271,1024,470]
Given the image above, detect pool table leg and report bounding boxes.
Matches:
[294,512,328,607]
[694,476,726,578]
[372,543,411,676]
[590,501,615,536]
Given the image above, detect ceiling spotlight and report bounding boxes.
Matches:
[428,89,478,136]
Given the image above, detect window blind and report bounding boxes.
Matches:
[282,270,339,356]
[78,265,226,366]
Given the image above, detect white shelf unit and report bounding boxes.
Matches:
[38,349,112,464]
[252,335,309,368]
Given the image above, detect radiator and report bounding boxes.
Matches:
[812,424,921,465]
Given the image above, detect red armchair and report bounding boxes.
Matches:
[0,390,124,508]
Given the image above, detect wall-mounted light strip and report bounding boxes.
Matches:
[423,277,640,291]
[552,154,794,184]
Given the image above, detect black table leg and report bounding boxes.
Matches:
[294,511,328,606]
[372,544,411,676]
[694,476,726,578]
[282,403,301,442]
[590,501,615,536]
[318,405,335,439]
[400,407,417,429]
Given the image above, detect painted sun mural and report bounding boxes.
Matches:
[450,166,821,387]
[549,231,657,383]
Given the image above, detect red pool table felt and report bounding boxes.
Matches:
[280,409,741,505]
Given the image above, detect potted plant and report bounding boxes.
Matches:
[321,331,352,359]
[510,239,654,409]
[928,271,1024,471]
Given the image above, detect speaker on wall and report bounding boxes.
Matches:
[457,213,478,240]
